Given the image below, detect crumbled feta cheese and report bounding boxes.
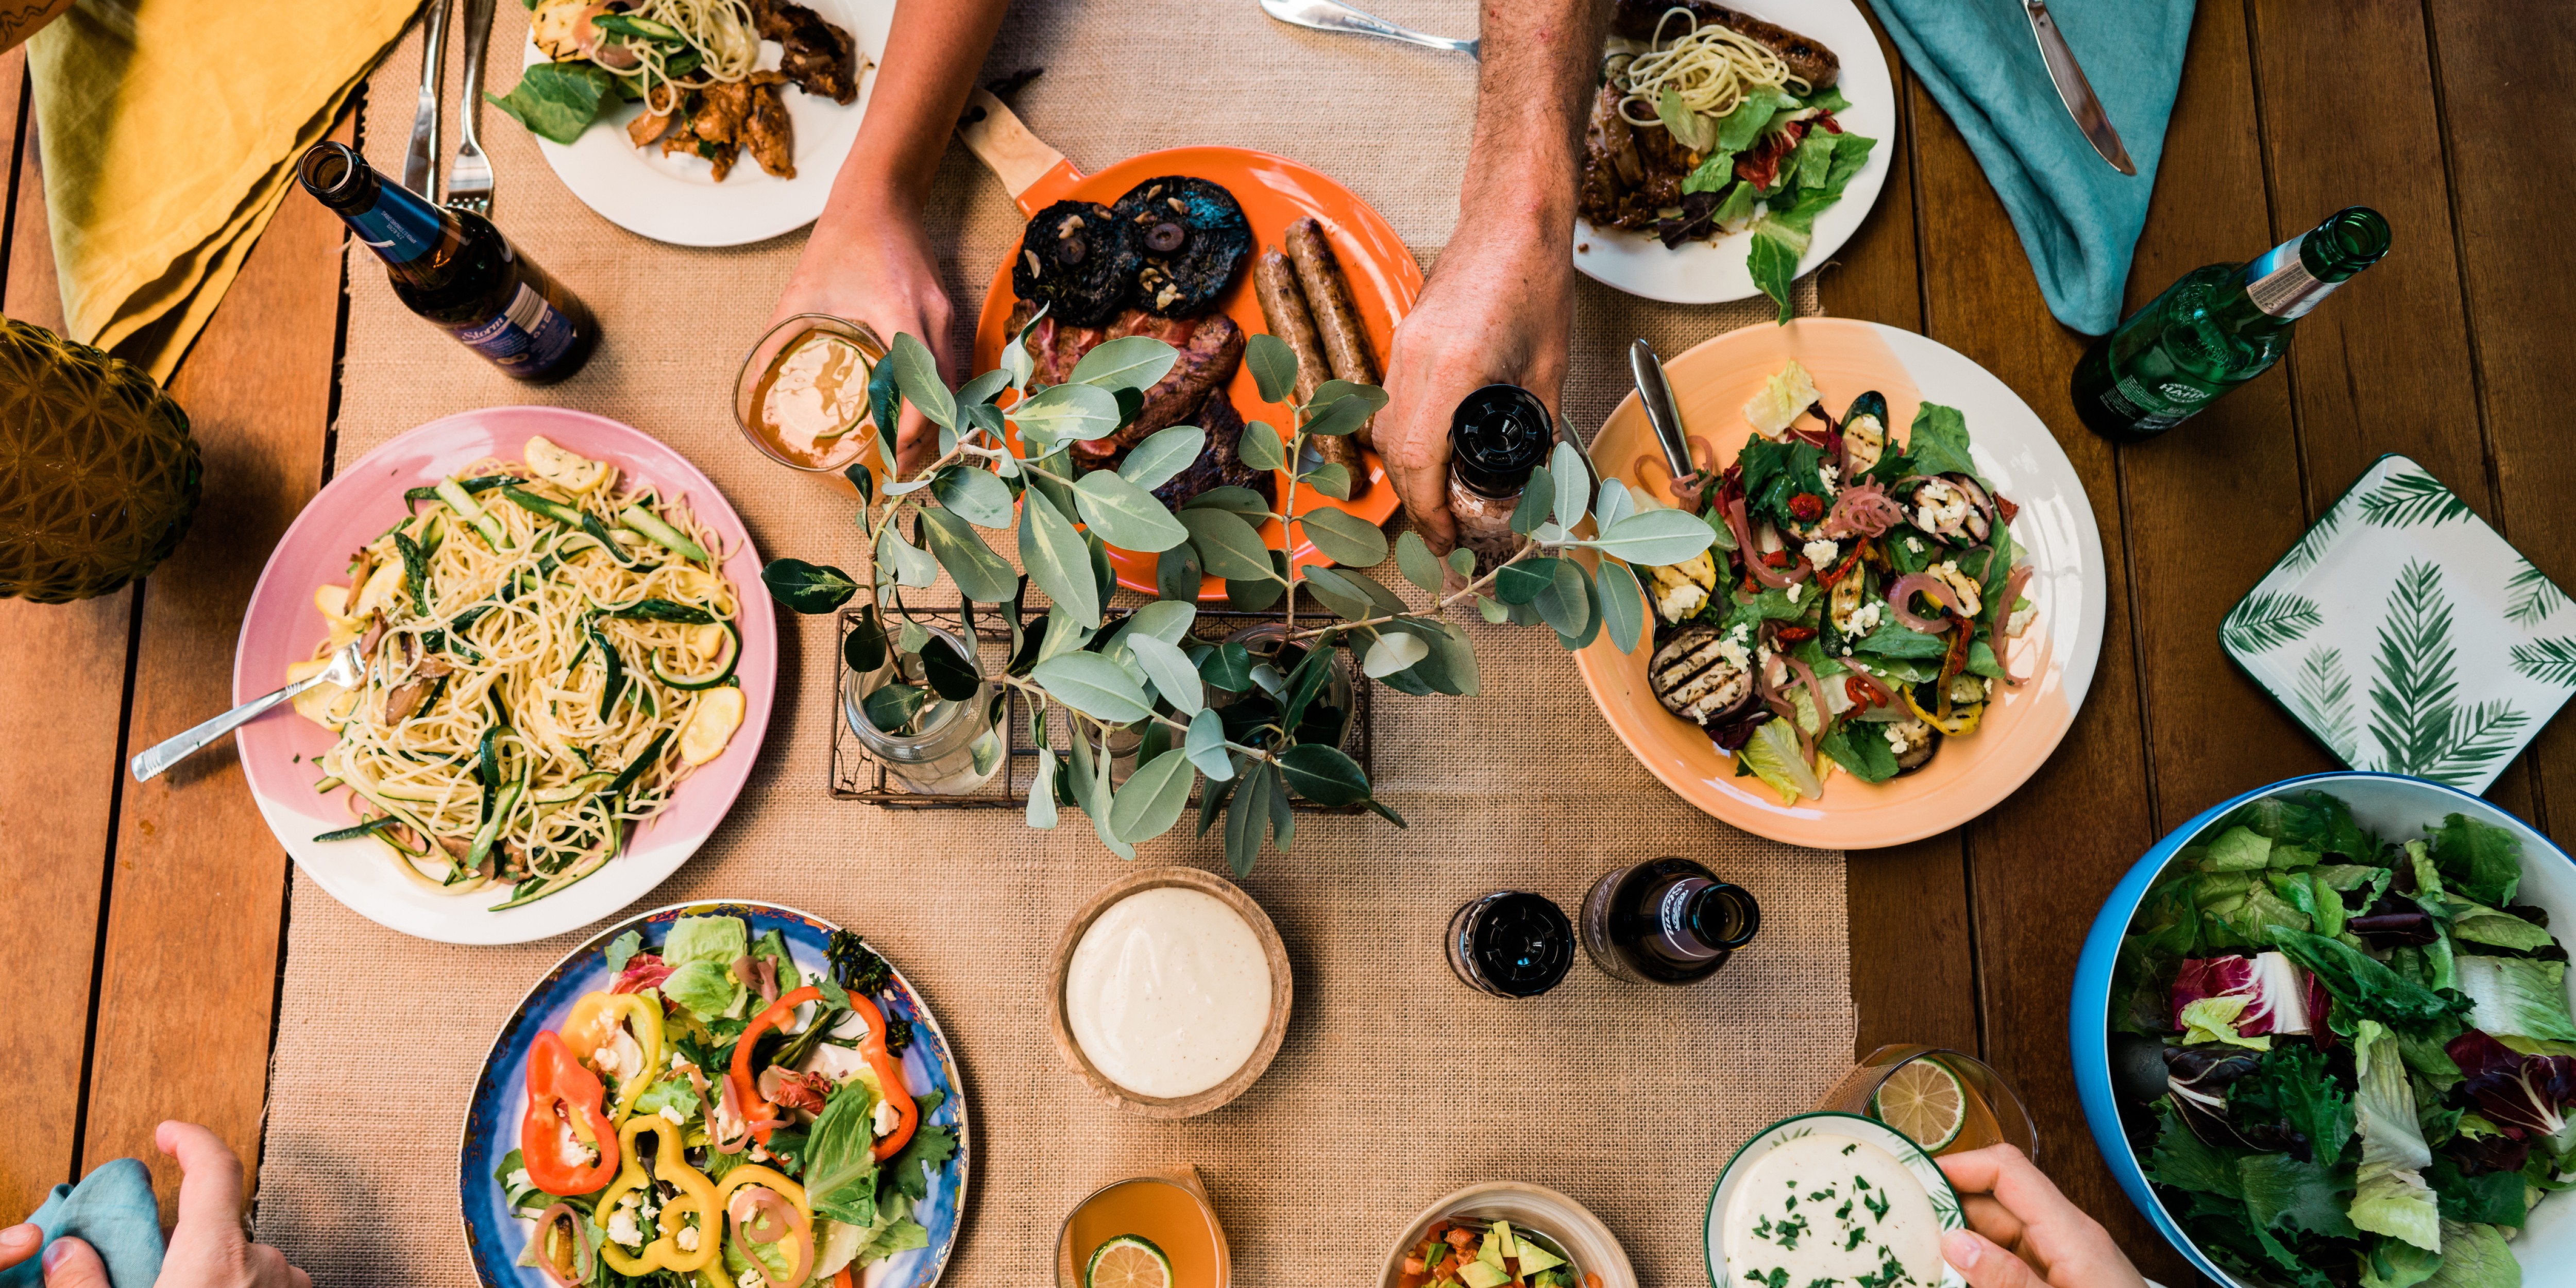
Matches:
[1785,581,1806,604]
[1884,725,1908,752]
[1905,536,1923,553]
[1841,646,1854,656]
[507,1168,531,1191]
[1818,463,1841,490]
[749,1143,771,1163]
[659,1104,686,1126]
[1715,636,1752,672]
[1846,601,1885,636]
[872,1097,903,1137]
[676,1225,701,1253]
[1655,579,1708,623]
[606,1194,645,1248]
[738,1269,768,1288]
[1801,538,1839,569]
[670,1051,687,1070]
[2008,599,2036,638]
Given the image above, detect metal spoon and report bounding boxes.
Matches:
[130,638,370,782]
[1258,0,1479,58]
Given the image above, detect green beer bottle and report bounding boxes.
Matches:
[2071,207,2391,442]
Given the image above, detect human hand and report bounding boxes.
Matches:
[1937,1144,2148,1288]
[1,1223,37,1271]
[1376,216,1575,557]
[768,194,954,477]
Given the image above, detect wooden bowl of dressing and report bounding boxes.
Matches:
[1045,865,1292,1118]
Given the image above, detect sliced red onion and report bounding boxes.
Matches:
[1888,572,1964,633]
[533,1202,595,1288]
[728,1187,813,1286]
[707,1073,755,1153]
[1821,480,1905,540]
[1995,563,2035,686]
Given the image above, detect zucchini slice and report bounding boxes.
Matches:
[499,485,586,529]
[619,503,712,564]
[436,477,510,550]
[650,623,740,690]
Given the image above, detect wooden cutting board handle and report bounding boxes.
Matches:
[956,88,1079,211]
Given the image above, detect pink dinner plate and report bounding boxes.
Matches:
[1573,319,2107,849]
[232,408,777,944]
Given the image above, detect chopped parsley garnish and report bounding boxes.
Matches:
[1755,1216,1776,1241]
[1842,1143,1858,1156]
[1843,1226,1869,1251]
[1774,1214,1811,1251]
[1864,1190,1892,1222]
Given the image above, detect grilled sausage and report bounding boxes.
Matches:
[1608,0,1840,91]
[1282,217,1382,448]
[1253,249,1367,497]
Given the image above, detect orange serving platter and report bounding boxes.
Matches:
[960,92,1420,599]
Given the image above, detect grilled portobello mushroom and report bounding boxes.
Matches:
[1011,200,1139,328]
[1113,176,1251,317]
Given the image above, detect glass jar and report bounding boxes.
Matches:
[735,314,887,473]
[842,621,1007,795]
[1214,623,1357,752]
[1810,1045,2039,1161]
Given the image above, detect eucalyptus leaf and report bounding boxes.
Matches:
[1299,461,1351,499]
[1555,567,1603,649]
[1296,506,1390,567]
[1196,771,1238,838]
[920,633,981,700]
[1200,641,1256,692]
[1511,466,1555,536]
[1591,509,1721,565]
[1035,605,1094,665]
[1179,508,1277,581]
[1297,567,1375,621]
[1156,545,1202,601]
[1238,420,1287,472]
[1025,445,1077,516]
[918,509,1017,603]
[1185,709,1234,780]
[1068,335,1180,392]
[1533,557,1592,636]
[1447,547,1476,578]
[1550,440,1590,529]
[1031,653,1154,722]
[1001,313,1039,391]
[1597,558,1648,653]
[1126,635,1206,716]
[1494,557,1560,606]
[1088,532,1116,609]
[1182,486,1272,516]
[842,603,886,674]
[929,464,1014,528]
[1018,488,1100,626]
[1385,617,1478,696]
[1226,567,1287,611]
[1278,743,1370,807]
[957,368,1011,409]
[1125,599,1196,645]
[1246,333,1300,404]
[859,681,929,734]
[1108,750,1197,844]
[842,459,875,507]
[1225,761,1270,876]
[876,524,937,589]
[1027,747,1059,828]
[869,337,904,462]
[1478,594,1507,623]
[1064,727,1134,860]
[1119,426,1208,492]
[1363,631,1430,678]
[1012,381,1123,443]
[1074,469,1191,552]
[1395,531,1444,592]
[1594,477,1636,531]
[1266,764,1295,853]
[887,332,954,430]
[762,558,858,613]
[1301,385,1385,438]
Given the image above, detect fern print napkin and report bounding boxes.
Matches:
[2219,454,2575,793]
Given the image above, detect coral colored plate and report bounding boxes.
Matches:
[1572,319,2106,849]
[970,144,1420,599]
[232,408,777,944]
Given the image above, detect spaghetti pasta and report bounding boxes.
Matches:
[613,0,763,117]
[292,437,744,910]
[1617,5,1808,130]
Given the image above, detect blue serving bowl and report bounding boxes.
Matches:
[2071,771,2576,1286]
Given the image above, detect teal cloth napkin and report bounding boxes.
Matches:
[1865,0,2196,334]
[1,1159,165,1288]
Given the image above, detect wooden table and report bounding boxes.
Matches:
[4,5,2569,1282]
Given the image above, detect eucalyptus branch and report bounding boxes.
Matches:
[1280,425,1304,638]
[995,674,1280,765]
[1287,537,1547,641]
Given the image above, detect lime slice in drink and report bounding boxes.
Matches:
[1873,1056,1969,1151]
[1737,721,1823,804]
[1087,1235,1174,1288]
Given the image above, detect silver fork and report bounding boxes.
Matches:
[403,0,449,201]
[446,0,497,215]
[130,640,371,783]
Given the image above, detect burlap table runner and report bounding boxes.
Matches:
[252,3,1853,1284]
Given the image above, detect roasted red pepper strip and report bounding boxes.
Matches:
[522,1030,620,1195]
[730,986,823,1145]
[849,993,919,1161]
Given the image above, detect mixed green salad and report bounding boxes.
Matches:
[496,915,957,1288]
[2112,792,2573,1288]
[1638,361,2034,802]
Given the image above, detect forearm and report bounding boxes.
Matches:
[1460,0,1606,236]
[819,0,1012,221]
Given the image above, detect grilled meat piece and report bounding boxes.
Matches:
[754,0,859,103]
[742,76,795,178]
[1006,302,1245,456]
[1607,0,1840,90]
[1150,386,1274,510]
[687,81,756,180]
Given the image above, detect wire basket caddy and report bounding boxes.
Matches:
[828,596,1372,810]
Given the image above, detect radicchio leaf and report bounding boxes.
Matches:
[611,952,673,995]
[2446,1028,2576,1140]
[2173,952,2315,1036]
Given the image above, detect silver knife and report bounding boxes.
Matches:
[403,0,451,200]
[1258,0,1479,58]
[1629,339,1696,479]
[2023,0,2136,176]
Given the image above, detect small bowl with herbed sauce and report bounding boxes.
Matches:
[1708,1112,1966,1288]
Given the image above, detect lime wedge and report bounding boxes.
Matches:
[1087,1235,1173,1288]
[1737,720,1823,804]
[1874,1056,1969,1151]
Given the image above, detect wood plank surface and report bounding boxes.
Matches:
[2425,0,2576,836]
[1896,54,2193,1288]
[2243,0,2534,822]
[73,112,351,1218]
[0,50,144,1223]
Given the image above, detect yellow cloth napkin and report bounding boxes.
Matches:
[28,0,420,382]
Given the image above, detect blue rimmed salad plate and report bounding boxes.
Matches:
[460,901,968,1288]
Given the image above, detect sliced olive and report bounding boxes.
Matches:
[1145,221,1187,253]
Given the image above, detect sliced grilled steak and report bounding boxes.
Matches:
[1151,386,1274,510]
[1005,301,1245,456]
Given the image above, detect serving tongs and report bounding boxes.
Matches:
[1629,338,1709,509]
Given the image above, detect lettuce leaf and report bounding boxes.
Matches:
[2422,1221,2518,1288]
[804,1077,885,1228]
[2144,1098,2244,1197]
[1818,723,1900,783]
[603,930,642,977]
[2205,825,2277,872]
[2239,1152,2359,1238]
[659,959,744,1022]
[663,914,748,965]
[2425,1154,2527,1227]
[2455,955,2576,1042]
[2449,904,2555,952]
[752,927,803,991]
[2182,995,2272,1050]
[2270,929,2472,1030]
[2361,1235,2443,1288]
[2429,814,2522,910]
[485,62,619,146]
[2234,1043,2358,1165]
[2228,791,2377,865]
[2351,1021,2442,1252]
[631,1072,701,1121]
[1902,402,1978,480]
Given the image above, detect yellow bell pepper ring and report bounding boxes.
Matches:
[1901,689,1986,737]
[709,1165,814,1288]
[562,990,666,1127]
[596,1117,721,1275]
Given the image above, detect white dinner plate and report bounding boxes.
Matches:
[517,0,893,246]
[1573,0,1895,306]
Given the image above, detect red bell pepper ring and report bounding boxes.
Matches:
[730,986,822,1145]
[848,993,918,1161]
[522,1030,620,1195]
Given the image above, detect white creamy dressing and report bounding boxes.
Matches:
[1722,1134,1946,1288]
[1064,887,1272,1099]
